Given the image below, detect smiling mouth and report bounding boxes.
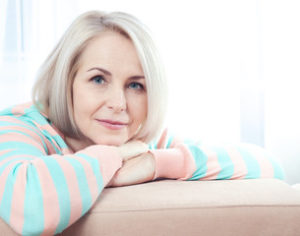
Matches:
[96,119,128,130]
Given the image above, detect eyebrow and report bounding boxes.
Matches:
[87,67,145,80]
[87,67,111,75]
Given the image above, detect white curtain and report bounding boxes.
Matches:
[0,0,299,184]
[0,0,8,65]
[0,0,78,109]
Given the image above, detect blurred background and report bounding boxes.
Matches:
[0,0,299,184]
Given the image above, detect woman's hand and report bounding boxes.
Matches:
[117,140,149,161]
[108,151,155,187]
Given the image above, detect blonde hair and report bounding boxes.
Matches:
[32,11,168,143]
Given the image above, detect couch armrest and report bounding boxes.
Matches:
[1,179,300,236]
[62,179,300,236]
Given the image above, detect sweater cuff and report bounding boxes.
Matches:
[150,148,186,180]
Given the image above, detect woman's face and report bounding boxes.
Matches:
[71,31,147,147]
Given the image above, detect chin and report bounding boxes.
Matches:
[94,137,128,146]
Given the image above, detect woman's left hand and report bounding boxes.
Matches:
[108,151,155,187]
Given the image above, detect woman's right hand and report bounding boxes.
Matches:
[117,140,149,161]
[107,140,153,187]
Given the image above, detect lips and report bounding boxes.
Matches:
[96,119,128,130]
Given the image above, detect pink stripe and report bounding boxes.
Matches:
[0,116,41,135]
[225,146,248,179]
[9,162,28,233]
[0,125,45,145]
[29,120,62,153]
[0,134,45,154]
[199,147,221,180]
[243,144,274,178]
[0,118,51,154]
[44,141,57,155]
[61,148,73,155]
[177,144,197,180]
[54,157,82,226]
[79,145,122,186]
[1,108,63,155]
[156,129,168,149]
[34,161,60,235]
[169,136,183,148]
[0,117,63,155]
[0,149,11,156]
[0,154,35,167]
[40,124,60,137]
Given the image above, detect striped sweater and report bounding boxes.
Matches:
[0,103,284,235]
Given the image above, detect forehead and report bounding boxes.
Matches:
[79,31,143,73]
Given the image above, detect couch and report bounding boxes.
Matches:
[1,179,300,236]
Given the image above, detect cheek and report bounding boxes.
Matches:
[73,90,86,118]
[128,94,148,122]
[73,86,96,122]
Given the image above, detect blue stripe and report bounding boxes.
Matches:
[0,130,48,154]
[40,130,66,154]
[75,153,104,192]
[166,136,173,148]
[0,148,35,161]
[237,147,261,178]
[149,140,158,150]
[21,109,49,126]
[53,135,68,149]
[0,120,35,129]
[0,107,13,116]
[65,157,92,217]
[187,145,208,180]
[40,157,71,234]
[0,119,50,146]
[265,153,285,180]
[211,146,234,180]
[0,142,44,156]
[0,164,21,224]
[23,165,44,236]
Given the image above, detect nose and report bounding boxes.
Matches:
[106,86,127,112]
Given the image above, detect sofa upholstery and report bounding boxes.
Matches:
[1,179,300,236]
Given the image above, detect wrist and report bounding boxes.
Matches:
[150,148,185,180]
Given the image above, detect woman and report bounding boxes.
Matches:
[0,11,284,235]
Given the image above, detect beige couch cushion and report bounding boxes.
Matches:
[1,179,300,235]
[62,179,300,236]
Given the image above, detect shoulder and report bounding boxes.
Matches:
[0,102,69,154]
[0,102,53,136]
[0,102,49,124]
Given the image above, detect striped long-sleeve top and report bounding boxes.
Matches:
[0,103,284,235]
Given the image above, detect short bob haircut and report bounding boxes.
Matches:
[32,10,168,144]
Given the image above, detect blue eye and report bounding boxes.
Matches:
[129,82,144,90]
[92,75,105,84]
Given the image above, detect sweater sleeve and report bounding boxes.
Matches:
[150,129,285,181]
[0,117,122,236]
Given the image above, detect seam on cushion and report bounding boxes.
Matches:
[87,205,300,214]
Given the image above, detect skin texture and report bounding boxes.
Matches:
[66,30,148,150]
[65,31,155,186]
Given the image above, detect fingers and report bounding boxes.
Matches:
[117,140,149,161]
[109,152,155,187]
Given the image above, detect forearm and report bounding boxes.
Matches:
[0,145,122,236]
[150,131,285,181]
